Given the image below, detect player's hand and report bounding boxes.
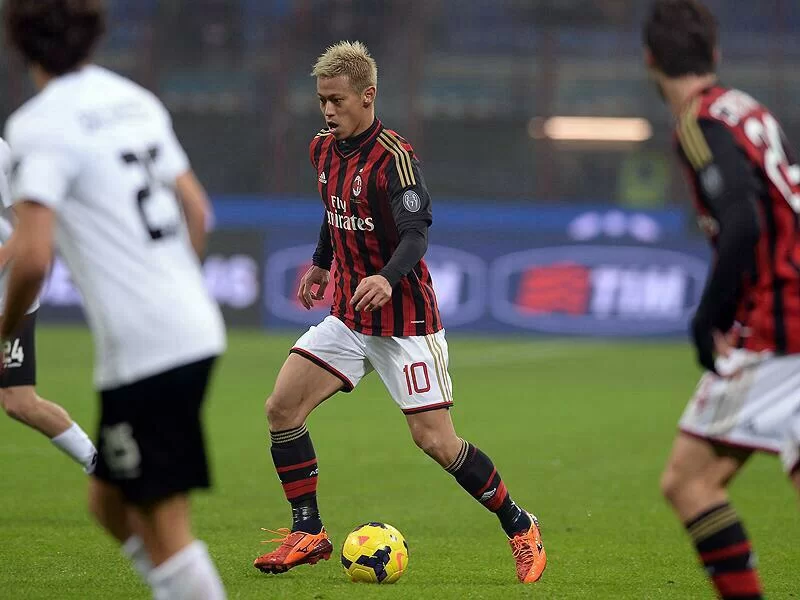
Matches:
[713,330,733,359]
[351,275,392,312]
[297,265,330,310]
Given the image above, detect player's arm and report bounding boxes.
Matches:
[297,217,332,310]
[680,118,761,372]
[156,106,210,258]
[0,202,53,339]
[312,217,333,270]
[175,170,212,257]
[352,147,432,312]
[0,122,78,339]
[0,139,17,269]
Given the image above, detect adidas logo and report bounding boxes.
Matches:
[318,171,327,184]
[480,488,497,503]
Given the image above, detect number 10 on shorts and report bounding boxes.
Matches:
[403,362,431,395]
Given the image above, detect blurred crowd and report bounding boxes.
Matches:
[2,0,797,203]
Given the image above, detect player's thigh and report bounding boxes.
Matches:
[366,328,453,415]
[268,353,348,424]
[678,352,800,457]
[0,310,37,392]
[273,316,372,411]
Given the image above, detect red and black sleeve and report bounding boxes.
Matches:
[378,135,433,287]
[678,117,761,370]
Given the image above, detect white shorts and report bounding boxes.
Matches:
[678,350,800,473]
[291,316,453,414]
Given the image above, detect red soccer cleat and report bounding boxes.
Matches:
[253,527,333,574]
[509,514,547,583]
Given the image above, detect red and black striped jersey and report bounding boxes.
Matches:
[308,118,442,337]
[676,85,800,354]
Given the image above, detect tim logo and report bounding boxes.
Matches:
[491,245,709,335]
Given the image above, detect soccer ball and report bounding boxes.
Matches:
[340,522,409,583]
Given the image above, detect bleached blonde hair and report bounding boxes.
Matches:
[311,41,377,93]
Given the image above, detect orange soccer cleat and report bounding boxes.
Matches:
[509,514,547,583]
[253,527,333,574]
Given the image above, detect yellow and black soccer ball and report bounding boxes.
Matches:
[340,522,409,583]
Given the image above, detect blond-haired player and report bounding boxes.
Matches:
[253,41,547,584]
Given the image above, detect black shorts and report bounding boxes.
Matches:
[94,357,217,505]
[0,310,37,388]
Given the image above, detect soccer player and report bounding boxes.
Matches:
[645,2,800,598]
[253,41,546,584]
[0,138,97,474]
[2,1,227,598]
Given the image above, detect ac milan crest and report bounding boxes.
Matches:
[352,174,363,197]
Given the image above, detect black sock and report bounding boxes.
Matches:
[446,439,532,537]
[686,503,762,600]
[270,424,323,534]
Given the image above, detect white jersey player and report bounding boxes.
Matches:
[0,137,97,475]
[2,1,226,598]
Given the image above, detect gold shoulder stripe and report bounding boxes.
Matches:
[378,131,414,187]
[678,98,713,169]
[381,131,415,183]
[377,136,411,188]
[378,131,416,188]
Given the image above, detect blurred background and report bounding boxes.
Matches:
[3,0,799,337]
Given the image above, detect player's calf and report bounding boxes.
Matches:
[406,409,533,537]
[1,386,97,471]
[1,386,55,429]
[662,435,762,599]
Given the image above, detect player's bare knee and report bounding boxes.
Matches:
[411,427,447,461]
[265,391,304,430]
[661,462,719,506]
[659,466,686,504]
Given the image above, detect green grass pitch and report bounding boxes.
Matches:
[1,327,798,599]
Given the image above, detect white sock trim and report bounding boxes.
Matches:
[148,541,207,586]
[121,535,153,581]
[50,422,97,471]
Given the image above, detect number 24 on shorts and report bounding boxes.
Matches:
[402,362,431,395]
[3,338,24,366]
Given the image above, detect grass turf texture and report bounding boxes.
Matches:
[1,326,799,599]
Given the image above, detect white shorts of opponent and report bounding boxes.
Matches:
[679,349,800,473]
[291,315,453,415]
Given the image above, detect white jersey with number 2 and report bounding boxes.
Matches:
[4,65,226,389]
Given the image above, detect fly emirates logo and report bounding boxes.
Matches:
[327,195,375,232]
